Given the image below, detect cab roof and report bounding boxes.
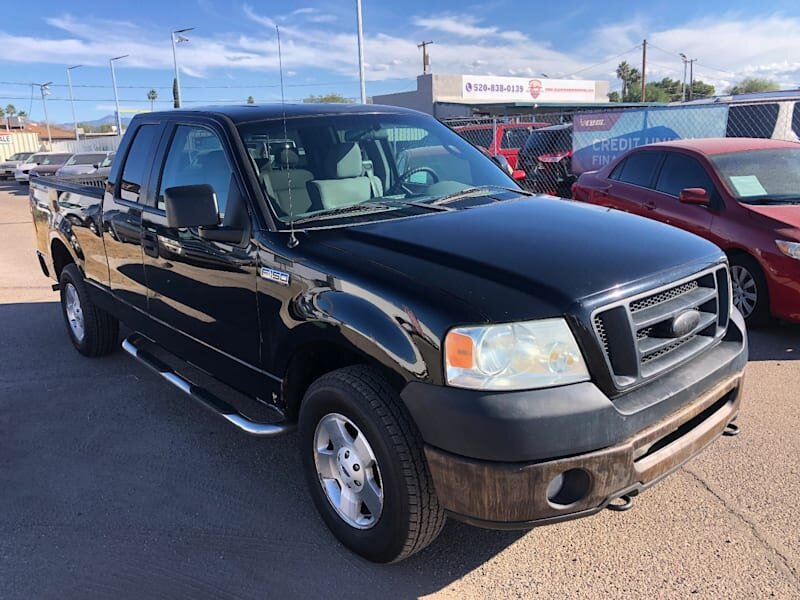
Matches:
[646,137,800,155]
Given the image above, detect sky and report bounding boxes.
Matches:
[2,0,800,124]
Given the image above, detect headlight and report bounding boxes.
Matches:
[444,318,590,391]
[776,240,800,260]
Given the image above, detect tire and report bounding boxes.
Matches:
[59,263,119,356]
[299,365,445,563]
[730,254,770,327]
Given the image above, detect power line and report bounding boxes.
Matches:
[564,45,642,77]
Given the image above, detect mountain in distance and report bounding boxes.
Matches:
[58,114,135,129]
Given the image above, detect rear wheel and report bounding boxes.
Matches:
[730,255,770,326]
[299,365,445,563]
[59,264,119,356]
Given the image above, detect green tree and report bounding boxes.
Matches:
[689,80,715,99]
[18,110,27,121]
[726,77,779,95]
[147,89,158,112]
[5,104,16,129]
[0,107,5,131]
[246,95,255,104]
[608,91,621,102]
[303,93,351,103]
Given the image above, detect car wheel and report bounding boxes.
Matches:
[59,264,119,356]
[299,365,445,563]
[730,255,770,326]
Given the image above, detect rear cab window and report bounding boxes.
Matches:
[118,124,160,203]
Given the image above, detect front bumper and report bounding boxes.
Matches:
[425,372,741,528]
[14,170,30,182]
[401,310,747,527]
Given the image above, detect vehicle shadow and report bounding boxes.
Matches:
[0,180,29,197]
[747,321,799,361]
[0,300,525,598]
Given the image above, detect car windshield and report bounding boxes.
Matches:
[237,112,516,224]
[9,153,31,161]
[66,153,107,166]
[523,126,572,157]
[40,154,71,165]
[25,153,46,164]
[100,153,115,167]
[710,147,800,204]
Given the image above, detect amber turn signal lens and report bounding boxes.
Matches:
[445,331,474,369]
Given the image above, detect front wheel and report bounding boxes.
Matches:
[299,366,445,563]
[730,255,770,326]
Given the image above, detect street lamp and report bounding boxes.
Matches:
[171,27,194,108]
[66,65,82,141]
[680,53,688,101]
[39,82,53,146]
[109,55,129,136]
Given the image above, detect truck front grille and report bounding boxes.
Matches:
[592,266,731,388]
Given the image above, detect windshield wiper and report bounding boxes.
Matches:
[742,197,800,205]
[290,201,394,225]
[430,185,533,206]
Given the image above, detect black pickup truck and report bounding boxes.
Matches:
[30,104,747,563]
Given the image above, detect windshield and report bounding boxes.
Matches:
[25,153,46,164]
[39,154,71,166]
[9,153,32,161]
[66,153,107,166]
[523,126,572,157]
[237,112,515,224]
[710,147,800,204]
[101,153,115,167]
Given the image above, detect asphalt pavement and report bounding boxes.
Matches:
[1,181,798,599]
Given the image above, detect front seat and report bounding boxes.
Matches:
[308,142,375,210]
[268,149,314,215]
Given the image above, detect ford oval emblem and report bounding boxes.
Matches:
[670,309,701,338]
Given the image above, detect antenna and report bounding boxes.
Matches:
[276,25,299,249]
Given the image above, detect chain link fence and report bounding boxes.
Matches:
[443,98,800,197]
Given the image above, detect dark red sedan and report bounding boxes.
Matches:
[572,138,800,324]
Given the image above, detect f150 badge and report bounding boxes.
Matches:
[260,267,290,286]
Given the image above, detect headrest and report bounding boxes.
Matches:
[279,148,299,168]
[324,142,363,179]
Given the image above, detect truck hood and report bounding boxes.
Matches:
[318,196,724,321]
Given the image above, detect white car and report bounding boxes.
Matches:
[15,152,59,183]
[0,152,34,179]
[56,151,116,177]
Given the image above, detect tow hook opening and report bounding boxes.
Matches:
[723,421,740,437]
[606,494,635,512]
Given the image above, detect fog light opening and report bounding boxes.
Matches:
[546,468,592,507]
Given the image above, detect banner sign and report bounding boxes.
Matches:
[0,134,12,144]
[461,76,597,103]
[571,105,729,173]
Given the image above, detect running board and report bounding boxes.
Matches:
[122,334,295,437]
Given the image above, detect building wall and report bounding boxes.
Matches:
[373,75,435,114]
[0,132,41,162]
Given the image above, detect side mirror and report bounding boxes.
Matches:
[679,187,711,206]
[165,184,220,228]
[492,154,513,175]
[92,163,100,169]
[512,169,526,181]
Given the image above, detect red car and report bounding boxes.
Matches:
[572,138,800,324]
[453,122,548,169]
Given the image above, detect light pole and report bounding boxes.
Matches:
[171,27,194,108]
[355,1,366,104]
[66,65,82,140]
[109,55,128,136]
[39,82,53,146]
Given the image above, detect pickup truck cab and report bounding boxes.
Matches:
[30,104,747,563]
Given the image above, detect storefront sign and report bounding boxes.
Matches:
[461,76,597,103]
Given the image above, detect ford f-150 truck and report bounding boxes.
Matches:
[30,104,747,563]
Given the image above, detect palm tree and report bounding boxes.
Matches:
[616,61,632,100]
[4,104,15,130]
[0,107,5,131]
[147,89,158,112]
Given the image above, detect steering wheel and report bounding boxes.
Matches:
[399,166,440,184]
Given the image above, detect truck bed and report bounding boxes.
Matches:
[30,174,107,199]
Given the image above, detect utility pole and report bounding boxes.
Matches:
[67,65,82,140]
[680,53,688,101]
[640,39,647,102]
[418,40,433,75]
[688,58,697,100]
[356,0,366,104]
[39,83,53,146]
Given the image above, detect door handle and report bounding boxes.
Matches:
[141,230,159,258]
[644,201,657,211]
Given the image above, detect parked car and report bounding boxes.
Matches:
[572,138,800,324]
[56,151,116,177]
[28,153,73,179]
[30,104,745,563]
[0,152,34,179]
[517,123,574,196]
[453,122,548,168]
[14,152,53,183]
